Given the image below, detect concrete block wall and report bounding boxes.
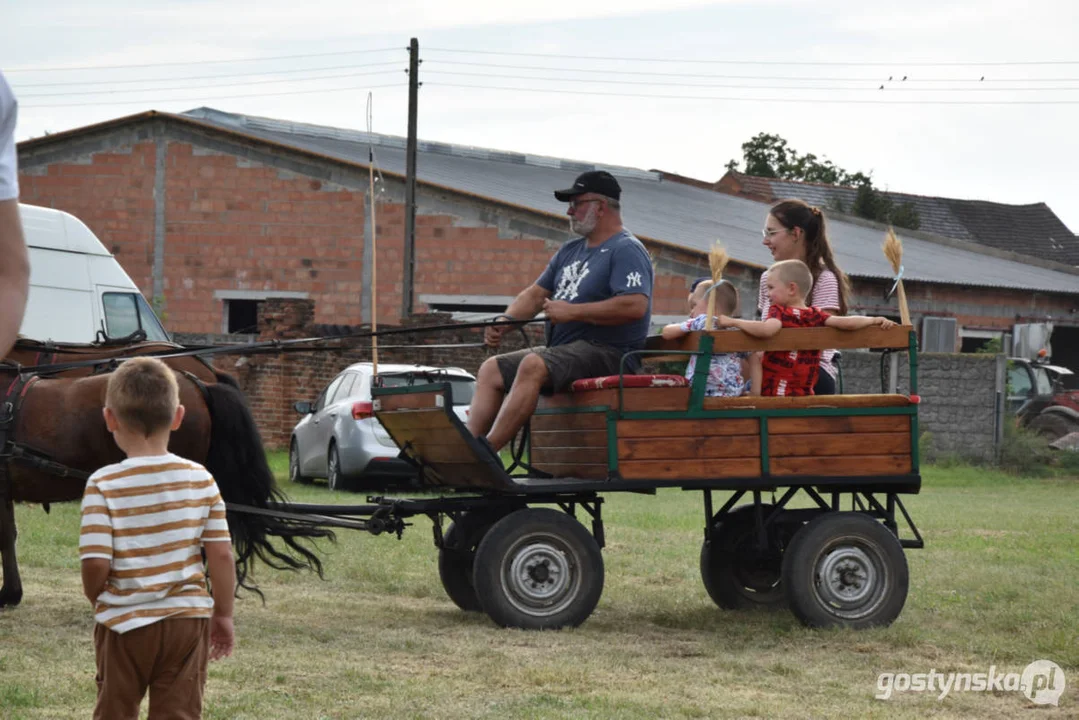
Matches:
[839,350,1002,461]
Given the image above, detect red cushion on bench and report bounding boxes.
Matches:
[570,375,690,392]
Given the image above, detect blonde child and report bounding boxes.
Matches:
[80,357,235,720]
[720,259,895,397]
[662,279,750,397]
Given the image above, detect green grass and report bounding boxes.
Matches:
[0,456,1075,718]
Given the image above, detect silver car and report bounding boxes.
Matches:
[289,362,476,491]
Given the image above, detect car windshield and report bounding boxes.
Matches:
[377,372,475,406]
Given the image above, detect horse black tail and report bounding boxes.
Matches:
[204,372,335,597]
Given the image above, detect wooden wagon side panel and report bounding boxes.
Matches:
[768,414,914,476]
[615,417,762,480]
[530,411,609,479]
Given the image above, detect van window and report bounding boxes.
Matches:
[102,292,170,342]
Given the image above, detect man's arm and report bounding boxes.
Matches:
[81,558,110,604]
[718,315,783,339]
[825,315,896,331]
[485,284,551,347]
[0,200,29,356]
[204,540,236,660]
[544,293,647,326]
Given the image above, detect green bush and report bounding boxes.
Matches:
[999,421,1057,476]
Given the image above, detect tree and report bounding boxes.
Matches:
[727,132,920,230]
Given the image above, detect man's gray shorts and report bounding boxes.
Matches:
[495,339,627,394]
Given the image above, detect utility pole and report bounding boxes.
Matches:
[402,37,419,319]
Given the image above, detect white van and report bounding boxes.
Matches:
[18,204,169,343]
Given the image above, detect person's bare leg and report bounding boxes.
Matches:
[467,356,506,437]
[486,354,548,450]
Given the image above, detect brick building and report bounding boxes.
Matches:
[15,107,1079,372]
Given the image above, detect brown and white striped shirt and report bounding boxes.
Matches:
[79,454,231,634]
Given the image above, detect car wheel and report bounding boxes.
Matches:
[327,442,347,492]
[289,440,311,485]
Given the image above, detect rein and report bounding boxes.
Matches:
[3,318,543,378]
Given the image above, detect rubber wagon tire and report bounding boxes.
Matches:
[473,508,604,630]
[439,510,513,612]
[289,440,312,485]
[700,504,787,610]
[782,512,909,629]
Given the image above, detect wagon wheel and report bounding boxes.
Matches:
[782,512,909,629]
[700,504,787,610]
[473,508,604,630]
[289,439,312,485]
[438,508,515,612]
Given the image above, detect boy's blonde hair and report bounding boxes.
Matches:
[105,357,180,437]
[768,259,814,301]
[690,279,740,316]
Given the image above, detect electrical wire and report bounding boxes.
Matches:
[423,81,1079,105]
[19,69,405,98]
[428,59,1079,83]
[6,47,404,73]
[424,47,1079,67]
[422,70,1079,93]
[19,82,408,109]
[12,62,405,88]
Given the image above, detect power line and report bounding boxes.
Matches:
[19,69,405,98]
[423,70,1079,93]
[423,81,1079,105]
[11,62,404,88]
[425,47,1079,68]
[19,82,407,109]
[5,47,403,73]
[429,59,1079,83]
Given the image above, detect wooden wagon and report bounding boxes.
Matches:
[334,324,924,630]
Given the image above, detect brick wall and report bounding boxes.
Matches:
[19,134,700,335]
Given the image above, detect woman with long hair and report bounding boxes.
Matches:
[758,199,852,395]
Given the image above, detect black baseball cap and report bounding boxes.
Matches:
[554,170,622,202]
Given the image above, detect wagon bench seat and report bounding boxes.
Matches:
[569,374,689,391]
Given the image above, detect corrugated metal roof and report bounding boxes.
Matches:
[184,108,1079,295]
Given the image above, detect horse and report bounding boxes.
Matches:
[0,338,333,608]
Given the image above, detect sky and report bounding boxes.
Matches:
[4,0,1079,231]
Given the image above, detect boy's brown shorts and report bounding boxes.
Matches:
[93,617,209,720]
[495,339,628,394]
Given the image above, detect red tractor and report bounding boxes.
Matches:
[1008,353,1079,441]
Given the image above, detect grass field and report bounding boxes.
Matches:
[0,457,1075,719]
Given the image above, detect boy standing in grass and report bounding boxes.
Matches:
[80,357,235,720]
[721,259,895,396]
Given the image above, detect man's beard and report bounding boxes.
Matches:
[570,205,599,236]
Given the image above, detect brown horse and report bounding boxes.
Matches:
[0,339,332,608]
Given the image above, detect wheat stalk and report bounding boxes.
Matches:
[882,227,910,325]
[704,242,729,331]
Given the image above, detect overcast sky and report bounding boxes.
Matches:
[4,0,1078,231]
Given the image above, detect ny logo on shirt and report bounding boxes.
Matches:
[555,261,590,301]
[626,271,643,288]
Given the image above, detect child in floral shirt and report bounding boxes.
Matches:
[662,279,749,397]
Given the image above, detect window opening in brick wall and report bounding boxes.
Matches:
[226,299,262,334]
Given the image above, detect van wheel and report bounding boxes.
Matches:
[289,440,311,485]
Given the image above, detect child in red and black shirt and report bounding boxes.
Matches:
[719,260,895,396]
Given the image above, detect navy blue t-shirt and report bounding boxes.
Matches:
[536,230,653,351]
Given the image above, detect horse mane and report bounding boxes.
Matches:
[203,372,335,597]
